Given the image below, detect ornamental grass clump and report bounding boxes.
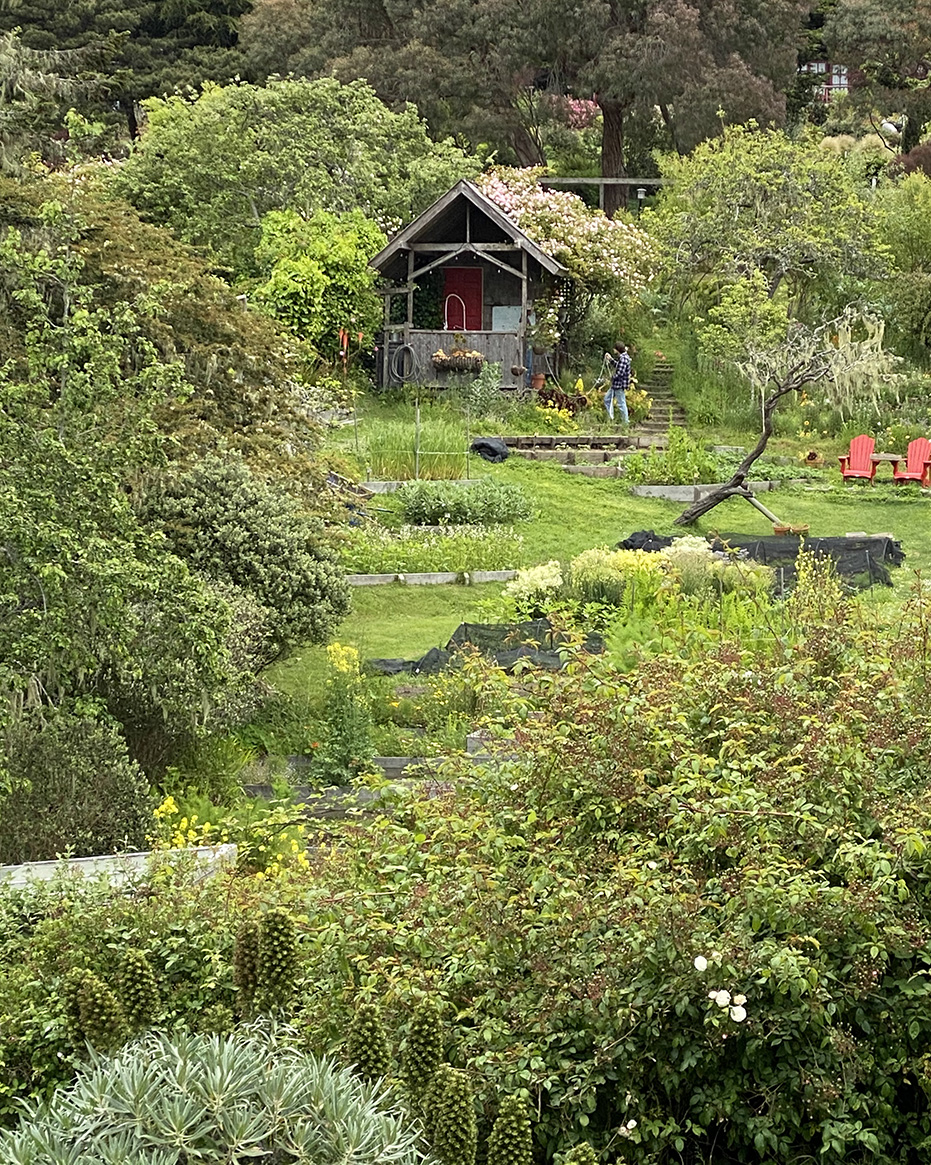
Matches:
[345,999,391,1081]
[366,417,467,480]
[426,1065,477,1165]
[486,1095,533,1165]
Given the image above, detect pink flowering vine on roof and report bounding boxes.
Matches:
[476,167,659,296]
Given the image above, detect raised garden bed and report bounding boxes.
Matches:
[346,569,518,586]
[629,480,807,502]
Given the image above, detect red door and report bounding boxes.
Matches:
[443,268,483,331]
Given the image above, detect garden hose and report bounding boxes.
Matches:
[389,343,417,382]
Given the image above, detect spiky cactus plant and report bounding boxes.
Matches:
[117,949,160,1031]
[77,973,129,1051]
[425,1064,477,1165]
[486,1095,533,1165]
[258,908,298,1014]
[346,1000,391,1081]
[233,919,261,1018]
[402,999,443,1096]
[62,969,88,1046]
[564,1144,598,1165]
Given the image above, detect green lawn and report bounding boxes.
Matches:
[273,439,930,691]
[267,582,502,696]
[485,457,931,573]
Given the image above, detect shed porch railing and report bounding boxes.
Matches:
[384,329,533,388]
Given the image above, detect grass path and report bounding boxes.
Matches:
[272,457,930,688]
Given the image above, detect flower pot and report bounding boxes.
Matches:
[531,372,546,390]
[790,524,810,535]
[772,524,791,536]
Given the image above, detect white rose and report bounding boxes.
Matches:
[730,1005,747,1022]
[693,956,708,972]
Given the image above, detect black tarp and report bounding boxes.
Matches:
[470,437,510,463]
[366,619,603,676]
[617,530,904,589]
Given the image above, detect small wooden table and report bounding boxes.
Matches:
[871,453,901,476]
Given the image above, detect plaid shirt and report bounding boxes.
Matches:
[610,352,631,392]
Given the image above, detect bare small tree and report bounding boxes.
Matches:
[675,307,900,526]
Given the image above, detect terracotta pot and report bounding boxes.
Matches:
[531,372,546,390]
[772,524,791,536]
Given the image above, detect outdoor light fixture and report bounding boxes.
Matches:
[636,187,647,213]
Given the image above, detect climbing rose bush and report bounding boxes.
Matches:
[477,167,659,295]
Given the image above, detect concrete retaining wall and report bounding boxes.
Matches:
[347,570,518,586]
[0,844,238,887]
[629,480,804,502]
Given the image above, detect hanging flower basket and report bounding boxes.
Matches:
[432,348,486,374]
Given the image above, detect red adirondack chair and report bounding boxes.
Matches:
[892,437,931,487]
[838,435,877,483]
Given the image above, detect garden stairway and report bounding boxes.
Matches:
[632,357,687,437]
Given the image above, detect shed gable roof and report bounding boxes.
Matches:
[370,179,567,278]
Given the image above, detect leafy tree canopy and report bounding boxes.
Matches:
[261,0,808,216]
[650,123,889,309]
[112,77,481,275]
[253,208,385,359]
[824,0,931,154]
[0,0,253,139]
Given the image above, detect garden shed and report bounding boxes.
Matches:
[370,179,568,390]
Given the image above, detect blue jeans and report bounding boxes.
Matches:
[604,386,628,423]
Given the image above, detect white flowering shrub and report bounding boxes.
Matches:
[660,537,773,597]
[503,560,564,618]
[477,168,660,298]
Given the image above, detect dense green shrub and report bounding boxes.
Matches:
[397,478,534,526]
[144,455,350,655]
[0,1028,423,1165]
[622,426,721,485]
[0,710,151,864]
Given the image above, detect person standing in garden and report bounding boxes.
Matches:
[604,342,631,424]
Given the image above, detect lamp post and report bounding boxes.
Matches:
[636,186,647,214]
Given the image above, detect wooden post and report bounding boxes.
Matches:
[406,251,414,342]
[382,291,391,388]
[520,250,528,378]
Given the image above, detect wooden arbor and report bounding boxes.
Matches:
[370,180,568,390]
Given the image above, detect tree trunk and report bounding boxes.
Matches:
[598,97,627,218]
[674,384,791,525]
[120,97,140,140]
[658,103,682,154]
[511,123,546,167]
